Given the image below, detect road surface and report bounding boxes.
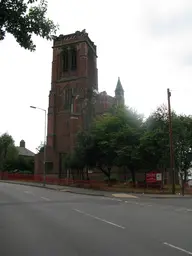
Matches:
[0,182,192,256]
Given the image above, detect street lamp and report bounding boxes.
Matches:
[30,106,47,187]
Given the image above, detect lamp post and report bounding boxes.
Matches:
[30,106,47,187]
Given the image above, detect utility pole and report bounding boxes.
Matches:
[167,89,175,194]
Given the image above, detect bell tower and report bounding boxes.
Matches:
[45,30,98,174]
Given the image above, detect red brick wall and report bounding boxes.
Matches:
[35,31,98,175]
[35,152,43,174]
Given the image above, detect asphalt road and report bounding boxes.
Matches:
[0,183,192,256]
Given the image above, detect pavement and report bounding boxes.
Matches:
[1,179,192,199]
[0,180,107,196]
[0,182,192,255]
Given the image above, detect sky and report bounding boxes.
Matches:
[1,0,192,152]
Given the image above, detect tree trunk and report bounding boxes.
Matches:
[184,170,187,183]
[130,168,136,187]
[180,172,185,196]
[123,166,127,182]
[98,166,110,182]
[107,167,112,186]
[71,169,75,180]
[85,167,90,180]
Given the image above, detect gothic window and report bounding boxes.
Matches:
[64,88,69,109]
[71,47,77,70]
[62,49,68,71]
[64,88,72,110]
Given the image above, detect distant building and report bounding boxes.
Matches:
[35,30,124,176]
[17,140,35,158]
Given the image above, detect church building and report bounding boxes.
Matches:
[34,30,124,176]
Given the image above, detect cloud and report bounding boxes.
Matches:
[149,10,192,36]
[181,53,192,66]
[140,1,192,67]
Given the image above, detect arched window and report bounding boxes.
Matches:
[62,49,68,71]
[71,47,77,70]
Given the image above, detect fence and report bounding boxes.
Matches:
[1,172,192,194]
[0,172,103,186]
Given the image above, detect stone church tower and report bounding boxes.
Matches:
[35,30,124,176]
[43,30,98,175]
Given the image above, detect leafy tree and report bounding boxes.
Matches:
[0,133,35,173]
[139,105,170,170]
[36,142,44,153]
[115,127,142,184]
[72,104,192,190]
[74,106,144,183]
[0,133,18,171]
[0,0,58,51]
[63,152,85,180]
[173,114,192,182]
[140,105,192,187]
[112,107,144,184]
[14,156,34,173]
[73,131,95,180]
[91,113,118,181]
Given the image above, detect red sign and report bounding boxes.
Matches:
[146,171,162,184]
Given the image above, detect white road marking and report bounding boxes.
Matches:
[186,209,192,212]
[163,242,192,255]
[73,209,125,229]
[24,190,34,195]
[41,197,50,201]
[175,208,187,212]
[124,201,133,204]
[160,206,174,210]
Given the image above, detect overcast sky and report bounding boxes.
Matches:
[1,0,192,152]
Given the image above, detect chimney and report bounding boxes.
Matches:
[20,140,25,148]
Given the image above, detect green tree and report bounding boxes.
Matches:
[90,112,122,181]
[73,131,95,180]
[173,114,192,182]
[14,156,34,173]
[139,105,170,170]
[0,133,18,171]
[74,106,144,182]
[63,152,85,180]
[36,142,44,153]
[140,106,192,187]
[112,107,144,184]
[0,0,58,51]
[72,104,192,189]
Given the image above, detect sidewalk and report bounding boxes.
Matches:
[0,180,139,198]
[141,194,192,199]
[0,180,108,196]
[1,180,191,199]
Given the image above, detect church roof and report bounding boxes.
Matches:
[16,140,35,157]
[17,147,35,157]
